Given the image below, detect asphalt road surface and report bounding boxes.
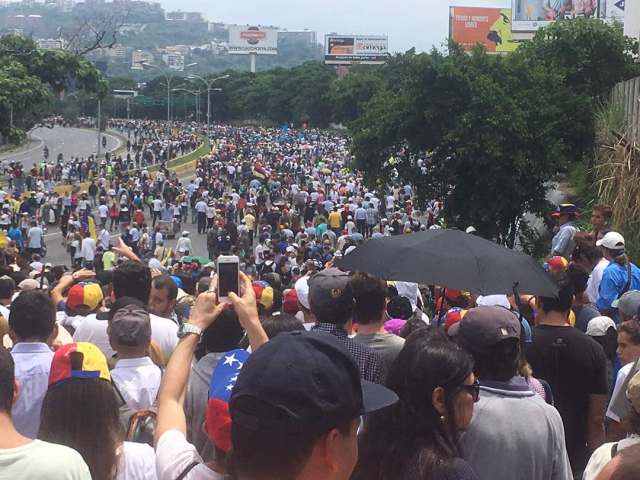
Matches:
[0,126,121,169]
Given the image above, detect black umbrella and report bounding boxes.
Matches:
[336,229,557,296]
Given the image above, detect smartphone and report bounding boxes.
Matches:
[217,255,239,302]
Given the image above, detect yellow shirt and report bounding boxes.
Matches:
[244,214,256,230]
[328,211,342,229]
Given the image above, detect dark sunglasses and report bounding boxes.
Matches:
[460,379,481,403]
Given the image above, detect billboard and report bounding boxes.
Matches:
[324,35,388,65]
[228,25,278,55]
[450,7,519,53]
[512,0,599,31]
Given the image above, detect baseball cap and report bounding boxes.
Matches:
[282,289,299,315]
[66,282,104,313]
[458,306,521,354]
[626,371,640,414]
[252,281,274,311]
[109,304,151,347]
[18,278,47,291]
[49,342,111,387]
[611,290,640,316]
[294,276,310,310]
[552,204,578,217]
[230,331,398,433]
[596,231,625,250]
[586,316,617,337]
[476,295,511,309]
[308,267,353,315]
[206,349,250,453]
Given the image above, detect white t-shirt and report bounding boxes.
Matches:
[98,204,109,218]
[606,362,634,422]
[152,199,163,212]
[0,439,91,480]
[80,237,96,262]
[117,441,157,480]
[155,430,223,480]
[587,258,610,304]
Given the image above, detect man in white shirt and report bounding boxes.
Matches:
[0,347,91,479]
[98,226,110,250]
[108,304,161,411]
[175,231,192,255]
[27,221,43,258]
[8,290,57,438]
[80,234,96,267]
[195,198,208,234]
[97,201,109,229]
[152,197,163,227]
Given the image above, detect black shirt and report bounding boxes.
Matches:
[526,325,607,473]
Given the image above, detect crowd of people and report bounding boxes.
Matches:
[0,121,640,480]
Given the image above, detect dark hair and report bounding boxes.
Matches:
[387,296,413,320]
[152,275,178,302]
[39,378,121,480]
[0,347,14,413]
[112,261,151,304]
[9,290,55,341]
[538,271,574,314]
[228,395,353,480]
[619,321,640,346]
[567,263,590,295]
[0,277,15,299]
[353,327,474,480]
[261,313,304,339]
[611,443,640,480]
[572,240,603,264]
[350,272,387,325]
[469,338,520,382]
[201,309,244,354]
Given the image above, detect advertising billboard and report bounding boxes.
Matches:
[449,7,519,53]
[511,0,599,31]
[324,35,388,65]
[228,25,278,55]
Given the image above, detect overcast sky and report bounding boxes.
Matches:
[160,0,511,52]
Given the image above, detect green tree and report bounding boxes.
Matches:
[351,45,573,246]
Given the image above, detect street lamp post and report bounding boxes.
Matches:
[171,88,201,123]
[141,61,197,122]
[187,74,229,134]
[97,99,101,158]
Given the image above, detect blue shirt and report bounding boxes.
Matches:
[551,222,578,258]
[10,342,54,438]
[597,261,640,314]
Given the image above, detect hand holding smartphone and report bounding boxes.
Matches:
[217,255,239,302]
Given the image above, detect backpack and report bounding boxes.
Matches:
[113,381,158,446]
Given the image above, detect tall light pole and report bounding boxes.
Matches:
[172,88,201,123]
[96,99,101,158]
[187,74,229,134]
[141,61,197,122]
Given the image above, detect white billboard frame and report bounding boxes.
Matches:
[228,25,278,55]
[324,34,388,65]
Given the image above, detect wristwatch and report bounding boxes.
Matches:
[177,323,203,339]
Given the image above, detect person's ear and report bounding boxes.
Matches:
[322,427,344,474]
[432,386,447,417]
[47,323,59,346]
[13,380,20,405]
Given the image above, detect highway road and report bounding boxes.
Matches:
[0,126,121,169]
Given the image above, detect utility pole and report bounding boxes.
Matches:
[96,99,101,158]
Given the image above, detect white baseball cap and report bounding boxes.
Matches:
[294,276,310,309]
[596,231,625,250]
[586,316,616,337]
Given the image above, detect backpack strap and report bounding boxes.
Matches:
[175,461,200,480]
[619,262,633,299]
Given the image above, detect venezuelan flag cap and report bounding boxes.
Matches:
[48,342,111,387]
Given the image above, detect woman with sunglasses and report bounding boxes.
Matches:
[353,327,480,480]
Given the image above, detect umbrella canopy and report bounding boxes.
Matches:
[336,229,557,296]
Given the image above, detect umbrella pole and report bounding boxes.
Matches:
[437,287,447,326]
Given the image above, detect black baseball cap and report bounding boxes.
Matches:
[457,305,521,354]
[230,331,398,432]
